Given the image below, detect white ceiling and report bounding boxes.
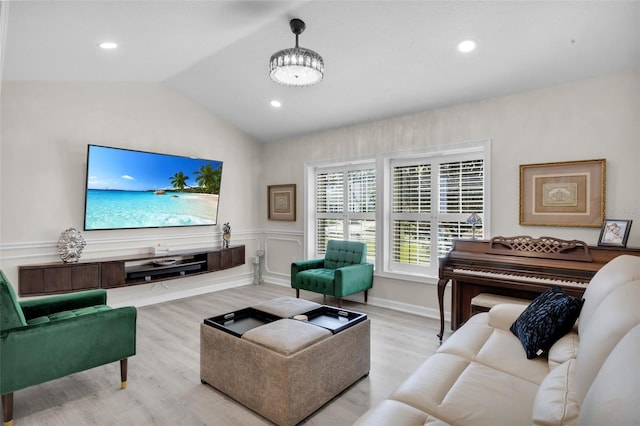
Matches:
[2,1,639,143]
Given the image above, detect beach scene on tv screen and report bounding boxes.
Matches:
[85,146,222,230]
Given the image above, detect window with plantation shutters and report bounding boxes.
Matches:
[314,165,376,260]
[391,164,432,269]
[437,158,484,257]
[389,155,485,276]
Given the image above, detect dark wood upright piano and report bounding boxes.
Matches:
[437,235,640,341]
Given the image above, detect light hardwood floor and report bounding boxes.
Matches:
[11,284,443,425]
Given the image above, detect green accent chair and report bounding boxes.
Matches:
[0,271,136,426]
[291,240,374,307]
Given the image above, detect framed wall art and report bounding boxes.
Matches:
[597,219,632,247]
[268,184,296,221]
[519,159,605,227]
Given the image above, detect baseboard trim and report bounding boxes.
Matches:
[366,296,445,321]
[266,280,448,322]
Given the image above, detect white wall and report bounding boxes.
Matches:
[259,70,640,318]
[0,82,263,306]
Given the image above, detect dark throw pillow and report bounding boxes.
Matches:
[510,287,584,359]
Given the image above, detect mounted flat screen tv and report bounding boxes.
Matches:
[84,145,223,230]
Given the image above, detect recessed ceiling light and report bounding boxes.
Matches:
[270,100,282,108]
[457,39,477,53]
[98,42,118,50]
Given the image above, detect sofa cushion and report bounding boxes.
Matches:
[510,287,584,359]
[389,353,471,415]
[475,328,550,385]
[574,279,640,404]
[352,400,430,426]
[487,303,528,331]
[532,359,579,426]
[435,361,539,425]
[578,255,640,334]
[437,313,494,359]
[548,331,579,370]
[578,324,640,426]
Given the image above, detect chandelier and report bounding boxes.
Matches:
[269,18,324,87]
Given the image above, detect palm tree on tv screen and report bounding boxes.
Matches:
[194,164,222,194]
[170,171,190,191]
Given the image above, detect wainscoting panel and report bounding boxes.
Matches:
[263,232,303,286]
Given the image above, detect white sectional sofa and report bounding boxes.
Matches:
[354,254,640,426]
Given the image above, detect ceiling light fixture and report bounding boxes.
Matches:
[98,42,118,49]
[270,100,282,108]
[457,39,477,53]
[269,18,324,87]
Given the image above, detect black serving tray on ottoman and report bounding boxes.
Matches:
[204,307,280,337]
[299,306,367,334]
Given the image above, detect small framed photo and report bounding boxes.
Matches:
[598,219,632,247]
[268,184,296,221]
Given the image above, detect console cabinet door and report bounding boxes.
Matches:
[101,262,126,288]
[43,267,72,293]
[19,268,45,296]
[208,251,221,271]
[231,245,245,267]
[71,264,100,290]
[221,249,232,269]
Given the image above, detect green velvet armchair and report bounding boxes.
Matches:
[291,240,373,307]
[0,271,136,426]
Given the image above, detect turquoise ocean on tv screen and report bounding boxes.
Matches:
[85,189,218,230]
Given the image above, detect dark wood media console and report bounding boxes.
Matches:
[19,245,245,296]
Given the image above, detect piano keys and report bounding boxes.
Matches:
[437,236,640,341]
[451,268,588,290]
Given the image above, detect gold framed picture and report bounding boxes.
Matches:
[519,159,605,227]
[268,184,296,221]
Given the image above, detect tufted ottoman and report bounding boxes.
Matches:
[200,297,370,426]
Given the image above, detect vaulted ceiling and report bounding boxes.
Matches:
[3,1,639,142]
